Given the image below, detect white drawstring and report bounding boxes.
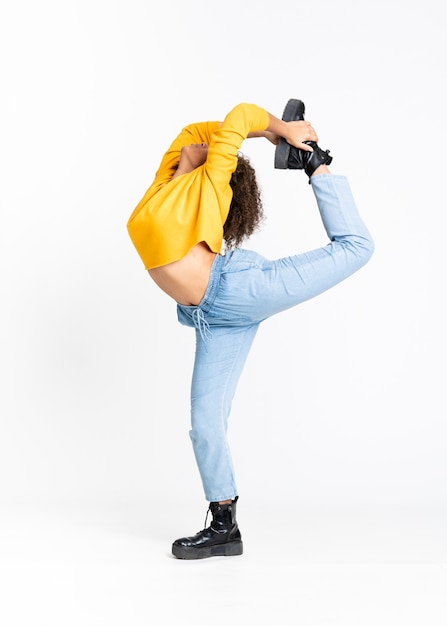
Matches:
[192,308,213,342]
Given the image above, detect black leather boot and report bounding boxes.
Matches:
[172,497,243,560]
[274,98,333,180]
[274,98,305,169]
[287,140,333,180]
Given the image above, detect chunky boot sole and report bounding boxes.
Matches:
[274,98,305,169]
[172,540,243,560]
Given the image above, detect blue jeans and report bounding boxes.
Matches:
[177,174,374,502]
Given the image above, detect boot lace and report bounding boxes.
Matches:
[203,503,212,529]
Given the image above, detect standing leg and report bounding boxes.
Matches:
[171,322,258,560]
[189,322,259,502]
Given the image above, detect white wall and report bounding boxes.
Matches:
[1,0,445,513]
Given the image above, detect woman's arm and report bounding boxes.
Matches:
[247,129,281,144]
[247,113,318,151]
[204,103,319,194]
[150,121,220,188]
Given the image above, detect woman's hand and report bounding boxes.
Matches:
[265,112,319,152]
[284,120,318,151]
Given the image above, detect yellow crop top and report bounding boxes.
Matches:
[127,103,269,269]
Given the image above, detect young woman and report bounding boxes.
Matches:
[127,99,374,560]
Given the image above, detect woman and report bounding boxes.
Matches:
[127,99,374,560]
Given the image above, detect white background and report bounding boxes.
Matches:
[1,1,446,624]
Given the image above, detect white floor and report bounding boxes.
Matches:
[1,499,446,626]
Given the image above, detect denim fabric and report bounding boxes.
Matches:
[177,174,374,502]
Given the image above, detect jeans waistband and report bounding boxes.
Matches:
[198,251,227,313]
[176,252,229,342]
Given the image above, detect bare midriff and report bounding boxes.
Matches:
[148,242,217,306]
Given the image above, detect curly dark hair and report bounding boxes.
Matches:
[224,153,264,249]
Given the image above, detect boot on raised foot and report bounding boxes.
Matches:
[274,98,306,169]
[274,97,333,180]
[287,140,333,181]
